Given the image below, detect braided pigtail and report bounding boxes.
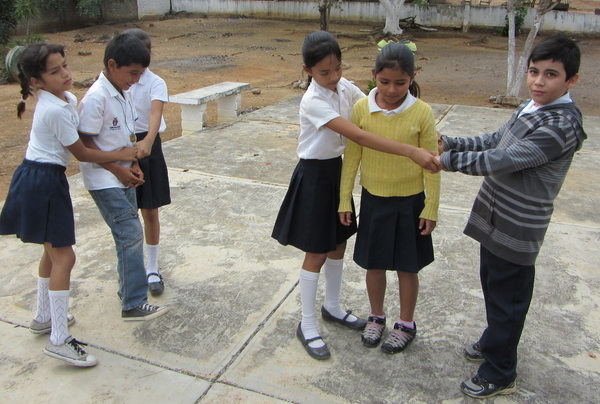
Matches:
[17,68,33,119]
[15,42,65,119]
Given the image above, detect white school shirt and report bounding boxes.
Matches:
[297,77,366,160]
[25,90,80,167]
[78,72,138,190]
[128,68,168,133]
[367,87,416,116]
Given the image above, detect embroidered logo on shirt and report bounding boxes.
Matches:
[110,117,121,131]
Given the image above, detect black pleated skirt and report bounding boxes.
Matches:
[0,159,75,247]
[354,188,433,272]
[272,157,357,254]
[135,132,171,210]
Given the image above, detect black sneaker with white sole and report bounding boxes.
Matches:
[122,303,169,321]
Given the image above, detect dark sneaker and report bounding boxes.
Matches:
[29,314,76,334]
[465,342,484,361]
[461,373,517,398]
[122,303,169,322]
[43,336,98,367]
[361,316,386,347]
[381,322,416,354]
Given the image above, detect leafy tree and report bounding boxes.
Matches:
[0,0,18,46]
[15,0,40,36]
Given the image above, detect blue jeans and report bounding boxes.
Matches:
[89,187,147,311]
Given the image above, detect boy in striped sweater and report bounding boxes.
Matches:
[438,36,586,398]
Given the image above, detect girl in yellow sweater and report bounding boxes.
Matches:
[339,42,440,354]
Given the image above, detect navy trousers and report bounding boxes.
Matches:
[477,245,535,386]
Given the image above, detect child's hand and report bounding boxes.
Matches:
[437,131,445,155]
[113,165,145,187]
[419,218,436,235]
[135,138,153,159]
[435,155,446,171]
[339,212,353,226]
[118,146,139,162]
[410,148,442,174]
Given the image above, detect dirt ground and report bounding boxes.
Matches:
[1,15,599,200]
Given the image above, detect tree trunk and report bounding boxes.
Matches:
[319,1,330,32]
[380,0,405,35]
[506,0,517,94]
[506,0,556,97]
[463,3,471,33]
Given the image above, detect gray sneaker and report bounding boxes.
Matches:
[29,314,76,334]
[465,342,485,361]
[122,303,169,322]
[43,336,98,367]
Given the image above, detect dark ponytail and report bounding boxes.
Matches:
[16,42,65,119]
[374,42,420,98]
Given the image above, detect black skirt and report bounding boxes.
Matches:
[354,188,433,272]
[135,132,171,210]
[272,157,357,254]
[0,159,75,247]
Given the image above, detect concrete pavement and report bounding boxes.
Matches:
[0,96,599,403]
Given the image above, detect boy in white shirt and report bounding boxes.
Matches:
[124,28,171,295]
[78,34,169,321]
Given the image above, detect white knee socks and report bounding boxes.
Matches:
[49,290,70,346]
[323,258,357,323]
[34,277,51,323]
[146,244,161,283]
[299,269,325,349]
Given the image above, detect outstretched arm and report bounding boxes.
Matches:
[325,117,442,174]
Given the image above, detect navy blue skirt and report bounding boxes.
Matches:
[135,132,171,210]
[354,188,433,272]
[0,159,75,247]
[272,157,357,254]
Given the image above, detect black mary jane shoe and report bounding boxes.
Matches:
[147,273,165,295]
[321,306,367,330]
[296,323,330,360]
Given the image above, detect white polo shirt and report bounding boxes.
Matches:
[25,90,80,167]
[78,72,138,190]
[297,77,365,160]
[128,68,168,133]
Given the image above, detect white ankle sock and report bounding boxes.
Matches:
[399,319,415,329]
[323,258,357,323]
[49,290,70,346]
[145,244,161,283]
[34,277,51,323]
[299,269,324,349]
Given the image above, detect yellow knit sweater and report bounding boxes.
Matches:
[339,97,441,221]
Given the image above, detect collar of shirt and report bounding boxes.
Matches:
[98,71,126,101]
[368,87,416,116]
[310,78,344,102]
[520,92,573,116]
[39,89,71,107]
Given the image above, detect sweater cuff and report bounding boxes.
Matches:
[440,151,457,172]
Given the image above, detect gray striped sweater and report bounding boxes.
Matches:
[440,101,587,265]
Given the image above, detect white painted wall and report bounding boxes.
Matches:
[137,1,600,34]
[138,0,171,17]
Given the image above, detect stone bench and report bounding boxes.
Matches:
[169,82,251,136]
